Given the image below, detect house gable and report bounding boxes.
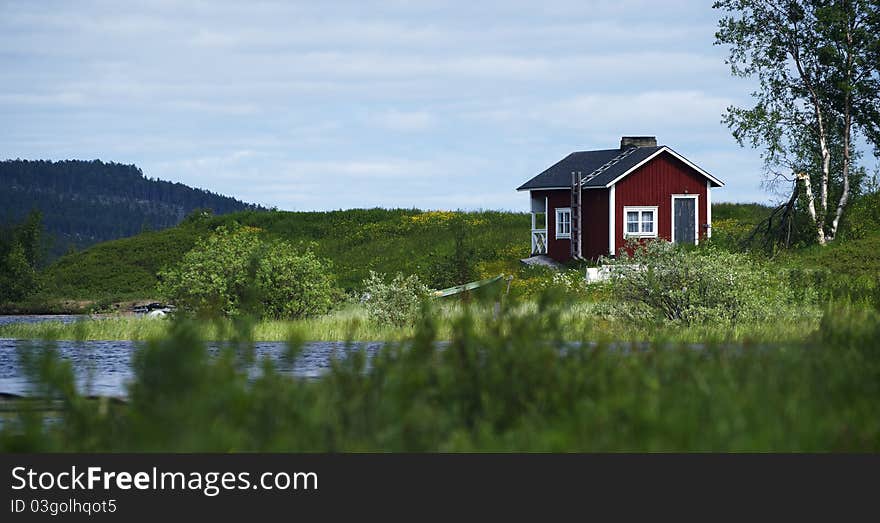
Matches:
[598,146,724,189]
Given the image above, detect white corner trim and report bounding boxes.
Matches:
[706,180,712,238]
[608,184,616,255]
[671,194,699,245]
[577,184,583,258]
[603,146,725,188]
[622,206,659,239]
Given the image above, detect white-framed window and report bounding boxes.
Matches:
[623,206,658,238]
[555,207,572,239]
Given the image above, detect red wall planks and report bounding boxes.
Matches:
[581,187,609,261]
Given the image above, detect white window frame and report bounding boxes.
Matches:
[671,194,699,245]
[623,206,658,238]
[555,207,572,239]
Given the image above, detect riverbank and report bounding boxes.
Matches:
[0,299,93,315]
[0,302,824,344]
[0,296,169,315]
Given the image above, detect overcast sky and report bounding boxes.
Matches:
[3,0,786,210]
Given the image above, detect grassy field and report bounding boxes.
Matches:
[32,208,529,303]
[12,203,778,309]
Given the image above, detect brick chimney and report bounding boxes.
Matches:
[620,136,657,149]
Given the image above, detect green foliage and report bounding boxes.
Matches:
[838,183,880,241]
[361,271,430,327]
[157,225,337,319]
[257,245,339,320]
[605,240,788,325]
[0,210,43,302]
[0,244,39,302]
[3,299,878,451]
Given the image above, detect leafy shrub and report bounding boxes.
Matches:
[361,271,430,326]
[157,225,337,319]
[257,246,339,319]
[604,240,786,324]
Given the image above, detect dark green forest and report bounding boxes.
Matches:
[0,159,263,260]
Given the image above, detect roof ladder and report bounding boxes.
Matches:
[570,171,582,260]
[582,146,638,184]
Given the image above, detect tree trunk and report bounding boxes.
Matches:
[829,15,855,242]
[818,132,830,224]
[798,171,825,245]
[830,111,852,241]
[790,46,831,244]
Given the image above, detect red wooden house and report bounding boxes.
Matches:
[517,136,724,262]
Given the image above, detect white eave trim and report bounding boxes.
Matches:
[519,185,609,191]
[602,146,725,188]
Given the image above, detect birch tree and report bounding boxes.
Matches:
[714,0,880,245]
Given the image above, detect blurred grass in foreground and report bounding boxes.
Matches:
[1,296,877,452]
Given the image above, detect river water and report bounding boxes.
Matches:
[0,316,384,397]
[0,314,86,327]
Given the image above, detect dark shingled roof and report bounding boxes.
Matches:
[517,146,665,191]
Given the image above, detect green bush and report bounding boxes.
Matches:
[0,243,39,302]
[604,240,786,325]
[361,271,430,326]
[257,245,339,319]
[157,225,338,319]
[838,183,880,241]
[0,210,42,303]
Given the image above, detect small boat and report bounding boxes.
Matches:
[432,274,511,298]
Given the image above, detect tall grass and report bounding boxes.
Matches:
[3,297,875,452]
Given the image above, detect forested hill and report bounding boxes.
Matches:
[0,159,263,259]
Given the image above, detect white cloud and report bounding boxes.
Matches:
[0,0,779,208]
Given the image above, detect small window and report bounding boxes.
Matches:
[623,206,658,238]
[556,207,571,239]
